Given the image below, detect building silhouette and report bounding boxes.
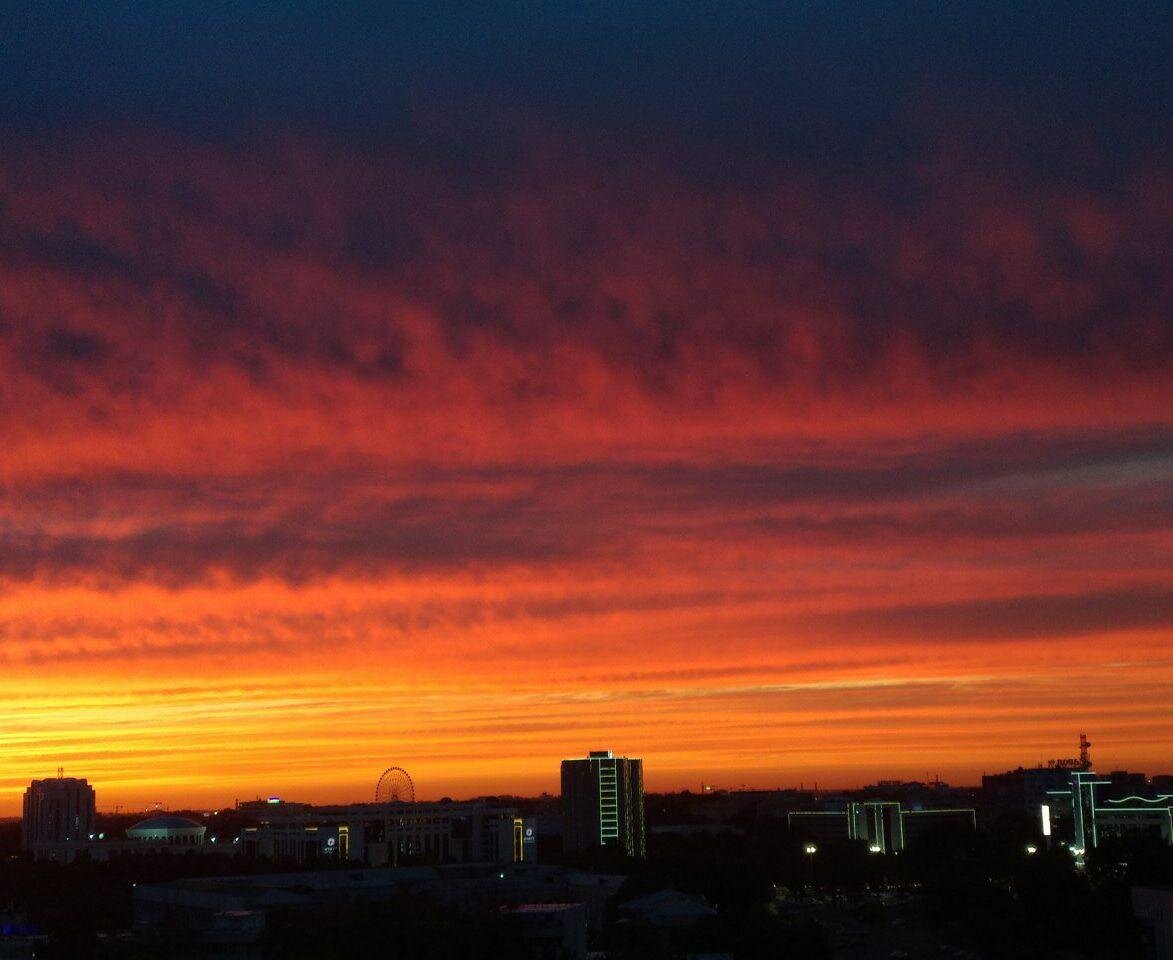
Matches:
[22,774,96,862]
[238,799,526,866]
[561,750,645,857]
[126,814,207,846]
[789,800,976,853]
[982,765,1073,812]
[1043,770,1173,849]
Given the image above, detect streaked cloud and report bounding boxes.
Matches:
[0,2,1170,811]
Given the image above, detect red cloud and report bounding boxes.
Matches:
[0,130,1169,809]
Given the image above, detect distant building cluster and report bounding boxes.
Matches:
[23,773,210,863]
[980,737,1173,852]
[16,750,645,958]
[237,798,533,866]
[19,748,644,870]
[14,738,1173,957]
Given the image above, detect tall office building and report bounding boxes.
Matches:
[23,774,96,861]
[561,750,645,857]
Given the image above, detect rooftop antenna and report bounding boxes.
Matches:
[57,766,63,779]
[1078,732,1092,771]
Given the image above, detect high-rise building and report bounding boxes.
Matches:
[22,774,96,862]
[561,750,645,857]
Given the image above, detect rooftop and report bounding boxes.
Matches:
[129,815,205,832]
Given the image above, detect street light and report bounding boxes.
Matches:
[1025,844,1037,855]
[803,843,817,888]
[869,844,882,854]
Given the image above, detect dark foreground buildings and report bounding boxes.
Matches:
[132,863,620,957]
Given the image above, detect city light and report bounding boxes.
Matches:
[1025,844,1037,854]
[804,844,817,855]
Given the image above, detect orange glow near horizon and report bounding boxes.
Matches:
[0,137,1170,816]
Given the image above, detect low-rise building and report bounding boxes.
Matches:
[84,814,216,861]
[618,889,718,928]
[126,815,207,846]
[434,863,626,931]
[788,800,975,853]
[982,766,1073,814]
[1131,887,1173,960]
[133,867,441,945]
[132,863,623,948]
[505,903,587,960]
[1042,772,1173,849]
[1097,796,1173,845]
[237,800,528,865]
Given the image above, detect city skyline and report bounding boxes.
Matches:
[3,734,1168,819]
[1,2,1171,817]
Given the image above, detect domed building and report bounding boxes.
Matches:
[126,815,206,846]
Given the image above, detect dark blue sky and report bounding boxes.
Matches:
[5,1,1170,174]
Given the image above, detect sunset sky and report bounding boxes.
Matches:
[1,2,1170,815]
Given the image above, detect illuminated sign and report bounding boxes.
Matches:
[1041,803,1051,837]
[267,797,281,804]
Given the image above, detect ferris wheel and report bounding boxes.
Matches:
[375,766,415,804]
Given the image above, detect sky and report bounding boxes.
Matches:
[0,2,1170,814]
